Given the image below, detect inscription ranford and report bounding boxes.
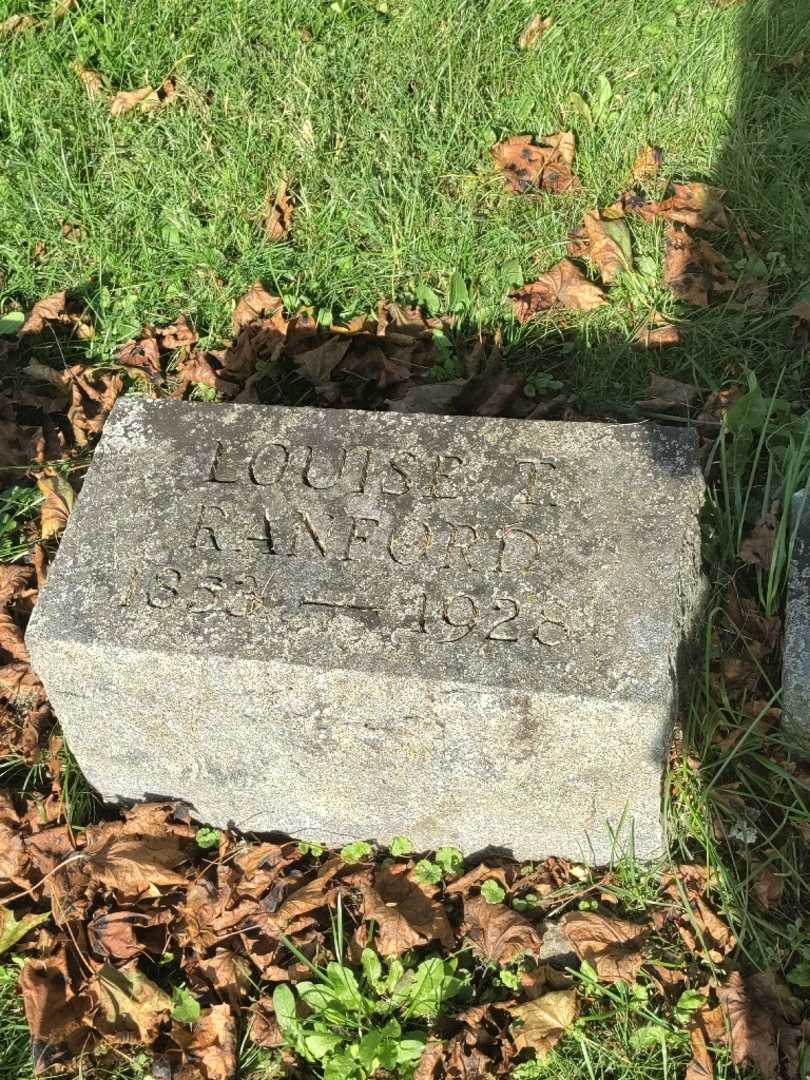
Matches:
[26,399,706,863]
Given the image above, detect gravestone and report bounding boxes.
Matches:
[26,399,705,863]
[782,491,810,755]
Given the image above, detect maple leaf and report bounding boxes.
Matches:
[89,962,172,1045]
[518,13,553,48]
[510,259,606,323]
[568,210,633,284]
[110,78,177,117]
[462,894,542,965]
[492,132,580,194]
[716,972,780,1079]
[21,292,69,335]
[118,335,162,384]
[663,226,735,306]
[0,904,49,954]
[562,911,648,982]
[637,182,728,233]
[172,1004,237,1080]
[36,472,75,540]
[637,374,699,410]
[509,988,577,1055]
[84,834,190,896]
[233,282,286,333]
[19,949,96,1072]
[263,179,294,241]
[88,910,151,962]
[361,863,454,957]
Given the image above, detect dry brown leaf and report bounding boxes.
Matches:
[640,182,728,232]
[716,972,780,1079]
[462,894,543,966]
[84,834,190,895]
[263,179,294,241]
[686,1020,715,1080]
[0,564,32,606]
[21,292,69,335]
[88,911,149,962]
[637,374,699,410]
[568,210,633,284]
[510,989,577,1055]
[562,911,648,982]
[518,13,553,48]
[664,226,735,306]
[173,1004,237,1080]
[510,259,606,322]
[72,61,106,98]
[295,336,352,386]
[0,609,29,663]
[36,473,75,540]
[233,282,285,332]
[89,962,171,1045]
[361,863,454,957]
[248,997,283,1048]
[492,131,580,194]
[738,500,780,570]
[629,145,663,183]
[110,78,176,117]
[633,315,681,349]
[750,863,784,909]
[2,12,38,32]
[158,315,197,350]
[119,336,162,384]
[19,951,95,1071]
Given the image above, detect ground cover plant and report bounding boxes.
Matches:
[1,0,810,1077]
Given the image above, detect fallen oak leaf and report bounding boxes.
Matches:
[492,131,580,194]
[510,259,606,323]
[562,911,648,983]
[518,13,553,48]
[263,179,294,241]
[509,988,578,1055]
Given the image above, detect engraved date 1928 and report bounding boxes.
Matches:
[128,565,568,648]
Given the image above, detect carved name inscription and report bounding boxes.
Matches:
[129,437,572,649]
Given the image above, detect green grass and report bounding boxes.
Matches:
[0,0,808,406]
[1,0,810,1077]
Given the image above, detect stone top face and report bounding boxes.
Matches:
[28,399,703,700]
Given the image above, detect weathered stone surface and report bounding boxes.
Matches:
[27,399,704,863]
[782,491,810,755]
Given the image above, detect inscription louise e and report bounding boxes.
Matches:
[125,439,571,649]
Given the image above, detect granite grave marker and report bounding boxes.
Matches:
[27,399,705,862]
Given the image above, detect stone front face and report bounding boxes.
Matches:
[26,399,705,863]
[783,492,810,755]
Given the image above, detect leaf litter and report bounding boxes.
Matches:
[0,166,807,1080]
